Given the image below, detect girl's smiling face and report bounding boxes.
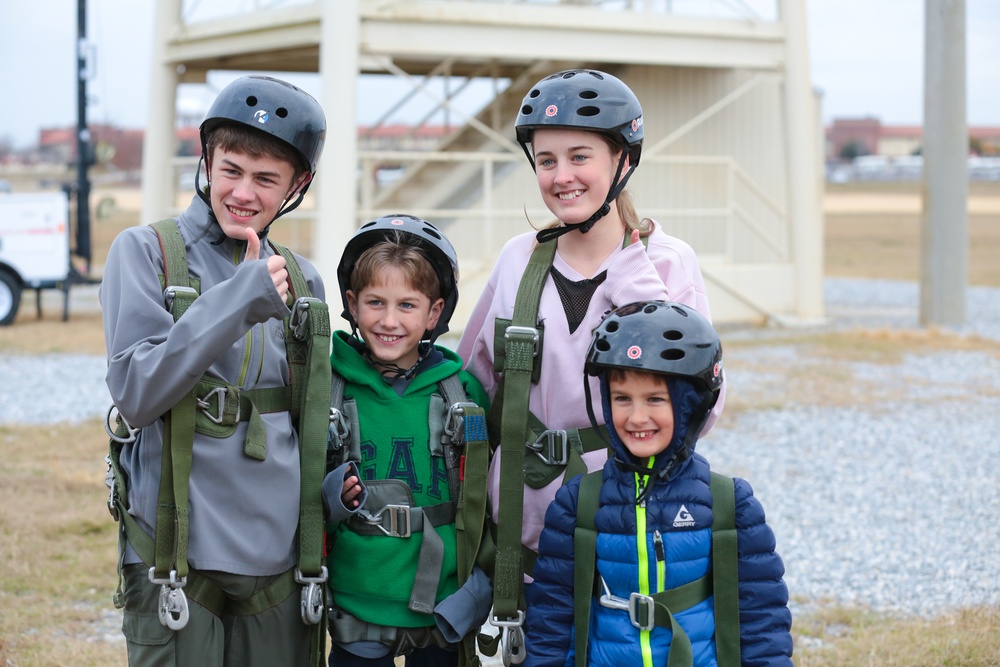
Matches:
[530,128,625,225]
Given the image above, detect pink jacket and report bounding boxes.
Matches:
[457,222,725,558]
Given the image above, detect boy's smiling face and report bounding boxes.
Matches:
[608,370,675,462]
[207,146,309,240]
[346,266,444,370]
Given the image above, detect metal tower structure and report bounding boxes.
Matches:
[141,0,823,326]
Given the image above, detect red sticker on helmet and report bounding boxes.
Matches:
[391,219,404,226]
[627,345,642,360]
[545,105,558,117]
[631,119,638,132]
[713,362,721,377]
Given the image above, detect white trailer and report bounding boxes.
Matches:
[0,191,71,325]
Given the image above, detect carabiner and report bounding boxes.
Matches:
[295,567,328,625]
[149,568,189,631]
[490,611,526,666]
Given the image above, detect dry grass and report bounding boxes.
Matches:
[794,605,1000,667]
[824,180,1000,287]
[0,421,126,667]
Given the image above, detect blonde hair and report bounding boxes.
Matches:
[349,231,441,302]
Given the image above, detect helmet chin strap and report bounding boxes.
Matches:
[534,147,637,244]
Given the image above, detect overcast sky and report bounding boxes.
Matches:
[1,0,998,150]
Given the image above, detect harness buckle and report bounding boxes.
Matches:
[599,577,655,631]
[163,286,198,315]
[490,611,526,666]
[503,325,540,358]
[148,567,189,631]
[105,404,138,444]
[196,387,234,425]
[443,401,478,443]
[628,592,656,632]
[328,407,350,451]
[290,297,318,341]
[362,504,411,538]
[295,566,328,625]
[527,429,569,466]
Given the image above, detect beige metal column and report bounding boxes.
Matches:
[140,0,182,226]
[920,0,967,326]
[780,0,824,322]
[314,0,360,291]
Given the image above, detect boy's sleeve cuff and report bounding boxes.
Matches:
[322,461,367,523]
[433,566,493,644]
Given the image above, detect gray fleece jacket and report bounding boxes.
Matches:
[101,195,324,576]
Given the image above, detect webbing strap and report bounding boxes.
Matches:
[495,241,556,619]
[150,219,196,583]
[572,470,737,667]
[710,472,740,667]
[292,300,331,577]
[271,241,331,580]
[115,509,302,618]
[573,470,602,667]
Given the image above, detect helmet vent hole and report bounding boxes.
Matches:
[643,304,658,314]
[663,330,683,341]
[422,226,442,240]
[595,340,611,352]
[605,322,619,333]
[275,107,288,118]
[562,72,576,79]
[576,106,600,117]
[661,349,685,361]
[521,104,534,115]
[245,95,258,107]
[578,90,598,100]
[528,89,541,98]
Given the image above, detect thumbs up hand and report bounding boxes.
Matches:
[244,227,288,303]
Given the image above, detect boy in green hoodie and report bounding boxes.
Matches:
[321,215,492,667]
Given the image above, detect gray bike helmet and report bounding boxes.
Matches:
[516,69,643,241]
[586,301,723,397]
[198,75,327,221]
[337,215,460,343]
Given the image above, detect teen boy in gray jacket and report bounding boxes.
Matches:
[101,75,332,667]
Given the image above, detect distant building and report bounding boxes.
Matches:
[826,117,1000,161]
[24,123,445,173]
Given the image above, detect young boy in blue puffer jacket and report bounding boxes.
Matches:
[524,300,792,667]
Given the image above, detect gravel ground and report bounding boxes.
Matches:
[3,277,998,623]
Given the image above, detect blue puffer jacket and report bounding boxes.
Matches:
[524,377,792,667]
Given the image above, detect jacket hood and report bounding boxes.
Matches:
[600,374,709,477]
[331,330,463,397]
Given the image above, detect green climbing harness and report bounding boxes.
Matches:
[572,470,741,667]
[486,234,649,665]
[104,219,332,666]
[326,371,491,667]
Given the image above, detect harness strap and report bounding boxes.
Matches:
[573,470,602,667]
[328,605,451,656]
[572,470,740,667]
[493,240,555,623]
[114,501,300,617]
[710,471,740,667]
[124,221,328,664]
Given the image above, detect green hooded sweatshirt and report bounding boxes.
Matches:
[326,331,489,629]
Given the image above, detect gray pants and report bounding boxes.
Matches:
[121,563,314,667]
